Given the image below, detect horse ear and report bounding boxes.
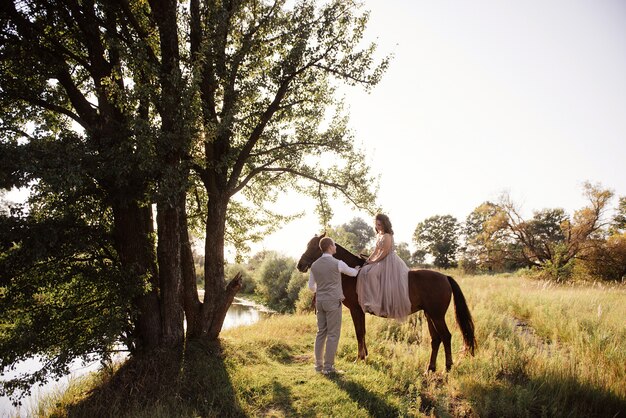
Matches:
[320,231,326,238]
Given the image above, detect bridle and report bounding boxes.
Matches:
[298,242,322,272]
[299,249,321,271]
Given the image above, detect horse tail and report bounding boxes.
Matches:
[447,276,476,356]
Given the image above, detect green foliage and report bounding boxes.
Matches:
[0,210,141,402]
[413,214,461,268]
[326,217,375,255]
[0,190,9,215]
[188,0,385,249]
[458,257,479,275]
[295,286,315,314]
[411,249,428,266]
[255,253,300,313]
[611,197,626,233]
[538,242,575,282]
[342,217,376,253]
[0,0,388,401]
[463,201,520,273]
[286,269,308,305]
[395,241,413,267]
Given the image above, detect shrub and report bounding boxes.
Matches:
[295,286,315,314]
[287,270,308,306]
[256,254,298,312]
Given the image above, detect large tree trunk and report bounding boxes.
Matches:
[149,0,186,347]
[181,200,203,337]
[112,201,161,351]
[156,201,185,347]
[198,196,241,340]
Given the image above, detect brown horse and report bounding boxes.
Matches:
[297,233,476,372]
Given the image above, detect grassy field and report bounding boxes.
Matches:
[33,274,626,417]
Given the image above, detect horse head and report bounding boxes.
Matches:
[297,232,325,272]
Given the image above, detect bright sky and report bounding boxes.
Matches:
[4,0,625,262]
[253,0,626,260]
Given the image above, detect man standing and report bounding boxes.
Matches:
[309,237,360,375]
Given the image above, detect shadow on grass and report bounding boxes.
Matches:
[66,340,246,417]
[464,368,626,418]
[265,381,297,417]
[329,374,401,417]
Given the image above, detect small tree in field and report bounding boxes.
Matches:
[498,183,614,280]
[463,201,518,272]
[395,242,413,267]
[578,196,626,281]
[327,217,376,255]
[343,217,376,253]
[413,215,461,268]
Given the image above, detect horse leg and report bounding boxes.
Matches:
[349,306,367,361]
[438,319,454,371]
[424,313,442,372]
[427,314,454,371]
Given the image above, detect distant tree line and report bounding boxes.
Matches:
[412,183,626,282]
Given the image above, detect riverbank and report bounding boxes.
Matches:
[196,291,276,313]
[32,275,626,416]
[1,295,269,417]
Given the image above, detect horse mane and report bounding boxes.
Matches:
[334,243,366,268]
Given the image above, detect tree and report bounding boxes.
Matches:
[498,183,614,279]
[395,241,413,267]
[256,254,298,312]
[326,217,375,255]
[578,196,626,281]
[411,249,428,266]
[286,270,309,309]
[327,225,360,254]
[463,202,526,272]
[225,263,256,294]
[0,0,385,399]
[463,201,515,272]
[579,233,626,281]
[611,197,626,233]
[343,217,376,253]
[183,0,384,340]
[0,0,177,399]
[413,215,461,268]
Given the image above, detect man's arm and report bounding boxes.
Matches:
[337,260,360,277]
[308,271,317,291]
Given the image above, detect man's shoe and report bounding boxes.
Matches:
[322,367,344,375]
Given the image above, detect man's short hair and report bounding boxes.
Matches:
[319,237,334,252]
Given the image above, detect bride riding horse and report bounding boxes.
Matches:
[297,233,476,372]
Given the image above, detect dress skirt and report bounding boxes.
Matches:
[357,250,412,320]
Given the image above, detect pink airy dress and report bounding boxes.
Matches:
[357,233,411,320]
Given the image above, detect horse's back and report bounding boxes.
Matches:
[408,269,453,316]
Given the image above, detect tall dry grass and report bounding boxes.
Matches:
[34,274,625,417]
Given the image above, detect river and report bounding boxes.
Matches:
[0,297,270,417]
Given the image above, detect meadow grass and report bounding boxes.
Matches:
[34,275,626,417]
